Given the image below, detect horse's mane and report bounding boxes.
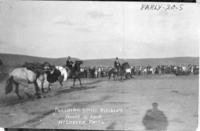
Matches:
[122,62,129,66]
[75,60,83,64]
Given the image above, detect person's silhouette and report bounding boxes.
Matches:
[142,102,168,131]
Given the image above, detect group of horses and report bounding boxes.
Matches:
[4,60,199,99]
[78,63,132,79]
[5,61,83,99]
[79,64,199,79]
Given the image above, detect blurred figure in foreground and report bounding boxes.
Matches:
[142,102,168,131]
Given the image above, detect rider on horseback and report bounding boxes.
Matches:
[66,56,74,69]
[114,57,121,72]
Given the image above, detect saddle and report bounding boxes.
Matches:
[22,62,46,77]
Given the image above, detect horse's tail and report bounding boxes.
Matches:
[5,76,14,94]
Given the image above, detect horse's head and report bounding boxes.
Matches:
[44,64,55,74]
[121,62,130,70]
[74,60,82,69]
[75,60,83,65]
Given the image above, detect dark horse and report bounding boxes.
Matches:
[108,62,131,80]
[108,68,118,80]
[120,62,132,79]
[68,60,83,87]
[43,66,62,92]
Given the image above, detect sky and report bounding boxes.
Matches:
[0,1,199,59]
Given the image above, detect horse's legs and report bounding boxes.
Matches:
[130,73,133,78]
[14,82,22,99]
[59,81,63,87]
[34,81,41,98]
[58,76,63,87]
[41,81,45,93]
[73,77,76,87]
[48,83,51,92]
[113,73,117,80]
[78,76,82,86]
[36,75,45,93]
[125,72,128,79]
[120,72,124,80]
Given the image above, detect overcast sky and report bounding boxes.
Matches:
[0,1,199,59]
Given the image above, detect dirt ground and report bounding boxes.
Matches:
[0,75,198,131]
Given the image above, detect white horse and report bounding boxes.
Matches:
[56,66,68,82]
[125,68,132,74]
[5,67,46,99]
[125,68,132,78]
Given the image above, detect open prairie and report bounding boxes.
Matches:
[0,75,198,131]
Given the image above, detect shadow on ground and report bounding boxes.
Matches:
[142,102,169,131]
[0,83,98,107]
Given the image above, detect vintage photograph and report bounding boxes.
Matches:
[0,1,199,131]
[22,0,197,3]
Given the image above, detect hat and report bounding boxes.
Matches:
[152,102,158,108]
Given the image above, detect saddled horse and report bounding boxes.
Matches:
[5,67,45,99]
[40,65,68,92]
[120,62,132,80]
[125,67,133,79]
[108,67,118,80]
[109,62,132,80]
[67,60,83,87]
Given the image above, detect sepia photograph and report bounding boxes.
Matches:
[0,1,199,131]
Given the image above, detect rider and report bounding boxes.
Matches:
[66,56,74,69]
[114,57,121,72]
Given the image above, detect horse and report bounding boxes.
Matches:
[55,66,68,85]
[5,67,45,99]
[119,62,132,80]
[109,62,131,80]
[42,65,68,92]
[108,67,118,80]
[69,60,83,87]
[125,68,133,79]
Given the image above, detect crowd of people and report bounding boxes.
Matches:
[63,56,199,79]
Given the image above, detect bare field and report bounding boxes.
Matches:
[0,75,198,131]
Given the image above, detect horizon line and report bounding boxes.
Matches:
[0,53,199,60]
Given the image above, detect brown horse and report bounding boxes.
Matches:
[108,68,118,80]
[109,62,131,80]
[68,60,83,87]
